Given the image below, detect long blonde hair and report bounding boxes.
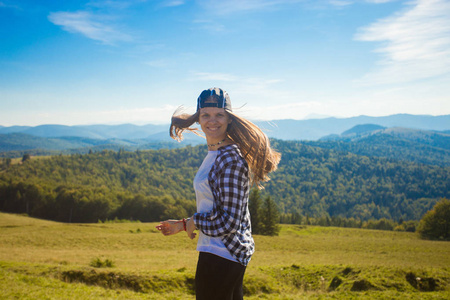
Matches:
[170,107,281,188]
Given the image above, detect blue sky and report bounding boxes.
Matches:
[1,0,449,126]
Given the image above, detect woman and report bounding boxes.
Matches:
[156,87,280,300]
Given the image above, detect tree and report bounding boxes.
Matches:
[417,198,450,241]
[261,195,281,236]
[22,153,31,163]
[249,188,263,234]
[1,158,12,169]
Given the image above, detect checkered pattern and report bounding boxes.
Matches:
[193,144,254,266]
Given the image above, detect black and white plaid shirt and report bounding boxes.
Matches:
[193,144,254,266]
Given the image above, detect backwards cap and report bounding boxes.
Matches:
[196,87,232,112]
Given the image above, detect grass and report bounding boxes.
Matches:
[8,155,54,165]
[1,212,449,299]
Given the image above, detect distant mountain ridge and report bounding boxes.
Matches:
[304,126,450,167]
[341,124,386,137]
[0,124,169,139]
[1,114,450,161]
[322,124,450,148]
[0,132,204,157]
[254,114,450,140]
[1,114,449,141]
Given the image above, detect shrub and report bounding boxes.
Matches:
[417,198,450,241]
[90,257,115,268]
[394,220,418,232]
[363,218,396,231]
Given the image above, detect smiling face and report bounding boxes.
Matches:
[198,107,232,144]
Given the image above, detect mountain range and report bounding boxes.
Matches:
[1,114,449,161]
[1,114,449,140]
[304,124,450,167]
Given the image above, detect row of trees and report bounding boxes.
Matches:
[0,180,197,223]
[279,213,419,232]
[1,140,449,227]
[3,177,447,239]
[0,177,281,235]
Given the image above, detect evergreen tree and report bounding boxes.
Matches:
[291,208,302,225]
[249,188,263,234]
[261,195,280,236]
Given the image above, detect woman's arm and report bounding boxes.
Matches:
[157,219,197,239]
[156,219,183,235]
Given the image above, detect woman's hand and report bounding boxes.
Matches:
[156,219,183,236]
[186,217,197,240]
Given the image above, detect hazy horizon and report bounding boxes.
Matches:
[1,112,449,128]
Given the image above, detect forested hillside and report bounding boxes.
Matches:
[1,140,448,223]
[266,140,449,221]
[307,127,450,167]
[0,147,205,223]
[0,133,199,158]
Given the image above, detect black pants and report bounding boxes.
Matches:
[195,252,247,300]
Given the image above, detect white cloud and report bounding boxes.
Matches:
[48,11,132,45]
[365,0,397,3]
[184,72,298,117]
[188,72,286,102]
[90,105,179,124]
[87,0,148,9]
[191,72,238,81]
[197,0,305,15]
[192,19,226,32]
[6,106,179,126]
[355,0,450,85]
[0,1,20,9]
[241,101,323,121]
[197,0,395,14]
[190,72,283,86]
[145,59,170,68]
[161,0,186,7]
[230,77,285,101]
[329,0,353,6]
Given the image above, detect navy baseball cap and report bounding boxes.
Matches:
[196,87,232,112]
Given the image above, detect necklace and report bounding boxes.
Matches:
[207,138,226,148]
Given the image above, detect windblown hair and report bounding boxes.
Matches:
[170,107,281,189]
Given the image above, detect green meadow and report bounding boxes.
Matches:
[1,212,449,299]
